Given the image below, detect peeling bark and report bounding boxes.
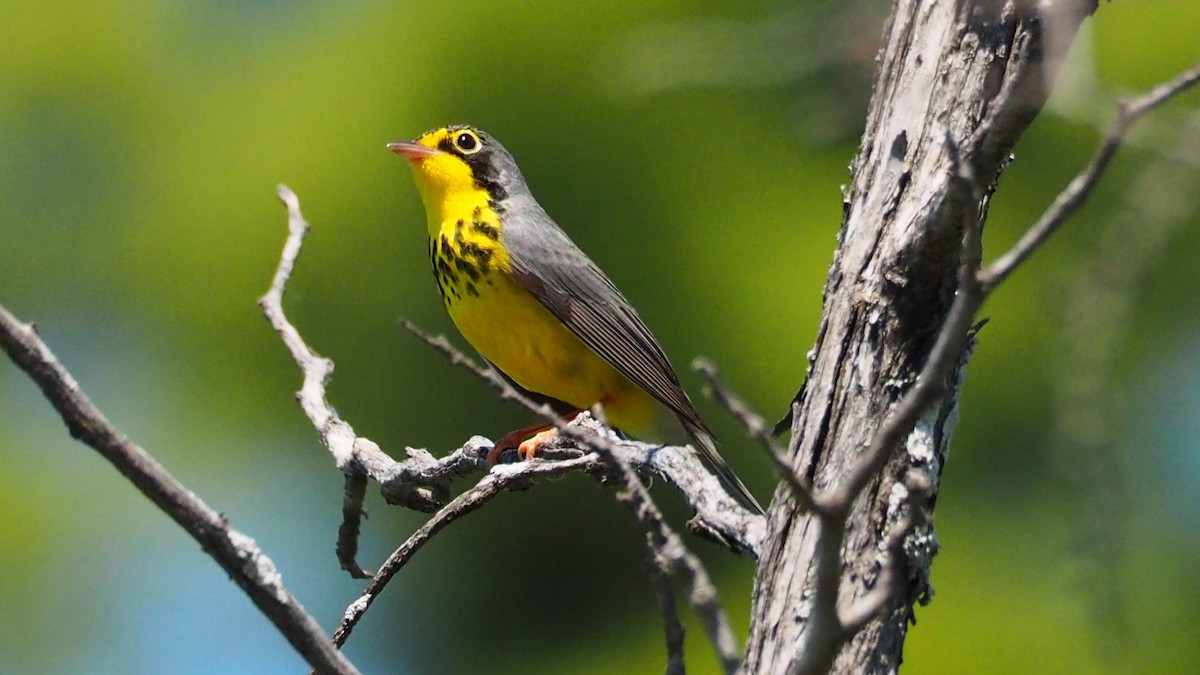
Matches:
[745,2,1097,672]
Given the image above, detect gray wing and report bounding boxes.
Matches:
[503,206,764,514]
[502,208,708,433]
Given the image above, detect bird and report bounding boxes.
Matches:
[388,125,763,514]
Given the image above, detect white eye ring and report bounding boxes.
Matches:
[454,131,482,154]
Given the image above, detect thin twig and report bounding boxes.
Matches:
[981,62,1200,290]
[694,357,820,514]
[0,305,360,675]
[332,454,596,648]
[589,420,744,675]
[592,405,688,675]
[643,553,687,675]
[399,318,568,424]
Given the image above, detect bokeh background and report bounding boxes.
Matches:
[2,1,1197,673]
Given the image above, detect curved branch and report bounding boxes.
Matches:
[332,453,596,647]
[0,305,360,675]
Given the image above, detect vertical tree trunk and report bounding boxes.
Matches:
[745,1,1096,672]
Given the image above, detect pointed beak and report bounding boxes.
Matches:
[387,140,444,162]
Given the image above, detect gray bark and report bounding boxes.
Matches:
[745,2,1097,672]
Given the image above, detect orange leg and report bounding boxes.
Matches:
[485,411,583,467]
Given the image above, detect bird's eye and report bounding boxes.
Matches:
[454,131,481,154]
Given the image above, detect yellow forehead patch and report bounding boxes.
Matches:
[414,127,451,149]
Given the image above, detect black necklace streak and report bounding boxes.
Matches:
[431,234,461,305]
[432,223,498,304]
[467,205,500,241]
[429,132,507,306]
[451,223,482,284]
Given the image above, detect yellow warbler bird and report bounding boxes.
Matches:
[389,125,762,514]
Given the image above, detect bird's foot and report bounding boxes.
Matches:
[517,428,559,460]
[486,422,552,468]
[484,411,583,468]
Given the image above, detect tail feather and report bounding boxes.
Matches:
[681,418,765,515]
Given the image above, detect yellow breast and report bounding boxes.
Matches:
[425,198,654,433]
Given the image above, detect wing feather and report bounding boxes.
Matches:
[508,242,706,432]
[502,204,763,514]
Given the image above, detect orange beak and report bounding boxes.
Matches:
[387,141,444,162]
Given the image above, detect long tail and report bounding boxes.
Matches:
[681,418,765,515]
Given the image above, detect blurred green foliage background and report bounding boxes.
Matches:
[1,1,1197,673]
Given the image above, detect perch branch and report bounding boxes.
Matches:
[0,305,360,675]
[263,187,764,580]
[263,187,756,671]
[400,319,766,556]
[403,321,745,674]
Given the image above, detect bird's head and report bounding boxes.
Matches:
[388,125,525,211]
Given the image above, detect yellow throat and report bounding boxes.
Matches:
[404,128,510,308]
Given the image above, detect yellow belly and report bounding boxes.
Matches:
[446,268,656,435]
[416,174,657,436]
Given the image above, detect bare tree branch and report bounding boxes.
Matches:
[332,453,596,648]
[694,358,820,515]
[0,305,360,675]
[401,319,766,557]
[263,187,759,671]
[262,187,488,511]
[785,60,1200,674]
[643,553,688,675]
